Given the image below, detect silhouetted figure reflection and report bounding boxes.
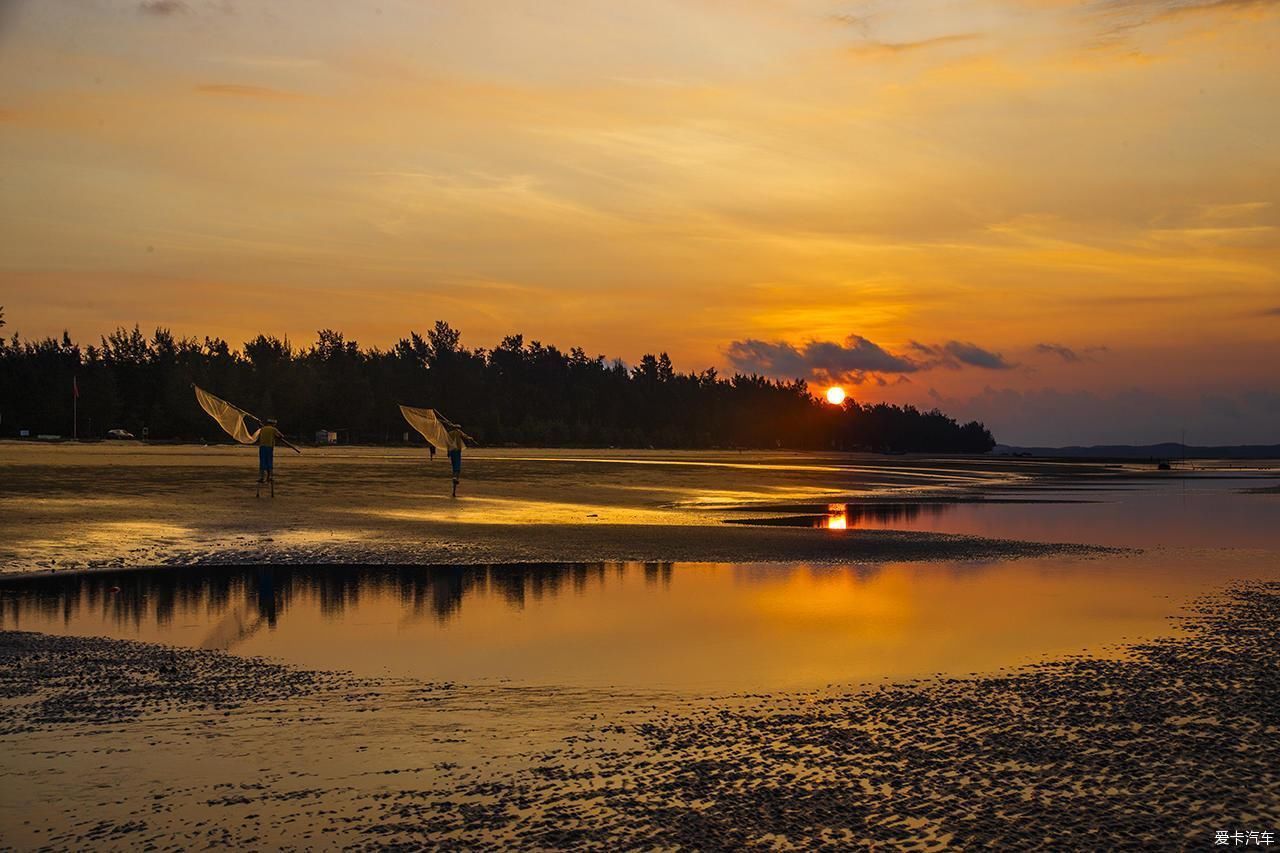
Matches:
[256,567,279,629]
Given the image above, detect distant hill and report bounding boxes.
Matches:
[994,443,1280,460]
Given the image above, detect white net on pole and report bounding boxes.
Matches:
[399,405,463,450]
[194,385,260,445]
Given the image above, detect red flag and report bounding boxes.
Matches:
[73,376,80,399]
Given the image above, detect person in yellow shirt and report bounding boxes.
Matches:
[256,417,300,486]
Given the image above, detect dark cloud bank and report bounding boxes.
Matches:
[725,334,1016,383]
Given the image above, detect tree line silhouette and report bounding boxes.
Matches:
[0,315,996,452]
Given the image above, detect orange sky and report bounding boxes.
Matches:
[1,0,1277,443]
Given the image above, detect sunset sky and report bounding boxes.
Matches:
[1,0,1277,444]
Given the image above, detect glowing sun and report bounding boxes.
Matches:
[825,386,846,405]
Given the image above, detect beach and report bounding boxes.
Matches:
[1,442,1278,848]
[0,442,1127,573]
[3,581,1278,849]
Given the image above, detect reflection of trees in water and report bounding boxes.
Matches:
[730,502,956,529]
[0,556,1004,640]
[0,567,244,630]
[0,562,674,633]
[843,503,952,526]
[643,563,673,586]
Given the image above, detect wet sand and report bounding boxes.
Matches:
[3,443,1277,848]
[0,443,1133,574]
[3,581,1277,849]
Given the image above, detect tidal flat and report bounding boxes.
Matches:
[1,443,1277,848]
[0,443,1133,572]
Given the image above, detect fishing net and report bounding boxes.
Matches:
[400,405,464,450]
[194,385,260,444]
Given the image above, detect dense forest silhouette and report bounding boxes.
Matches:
[0,314,996,452]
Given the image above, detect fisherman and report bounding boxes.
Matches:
[256,417,300,485]
[439,416,476,498]
[397,404,474,496]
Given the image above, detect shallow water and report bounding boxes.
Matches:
[726,475,1280,549]
[2,451,1278,848]
[3,454,1276,691]
[3,549,1276,692]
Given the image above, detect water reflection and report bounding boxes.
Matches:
[2,554,1277,690]
[0,562,677,634]
[730,502,955,529]
[724,483,1280,549]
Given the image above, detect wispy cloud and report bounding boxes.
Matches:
[139,0,188,15]
[850,33,982,57]
[828,12,872,36]
[1198,201,1272,222]
[194,84,301,100]
[213,55,324,70]
[1036,342,1081,362]
[1090,0,1280,42]
[1033,342,1112,362]
[1148,0,1280,22]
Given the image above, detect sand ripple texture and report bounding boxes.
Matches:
[3,582,1278,850]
